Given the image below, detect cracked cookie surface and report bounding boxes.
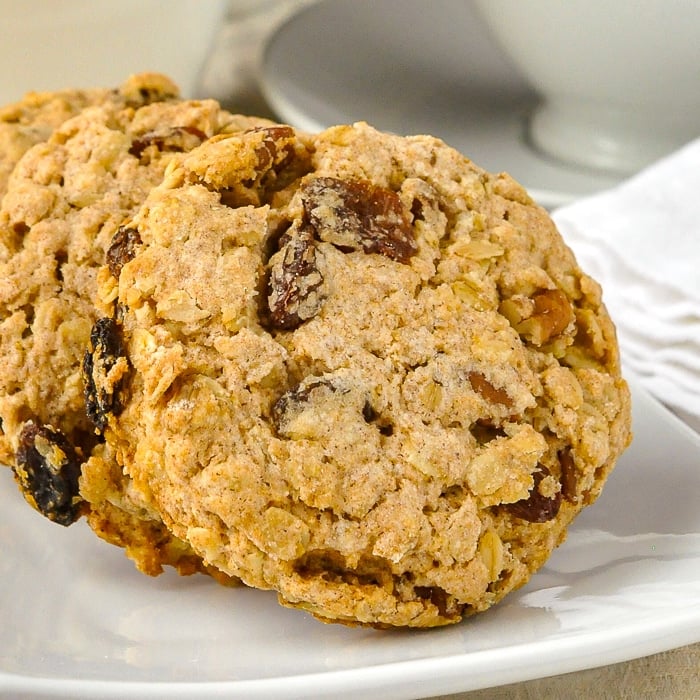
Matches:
[0,74,263,578]
[0,83,137,198]
[96,121,631,626]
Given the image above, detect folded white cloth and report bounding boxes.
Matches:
[552,139,700,426]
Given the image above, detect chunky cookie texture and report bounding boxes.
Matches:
[0,74,261,578]
[96,121,631,627]
[0,85,119,197]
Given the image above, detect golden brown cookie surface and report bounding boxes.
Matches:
[94,122,631,626]
[0,74,261,578]
[0,85,116,199]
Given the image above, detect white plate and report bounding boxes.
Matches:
[260,0,623,209]
[1,378,700,699]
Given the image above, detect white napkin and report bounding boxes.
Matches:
[552,139,700,427]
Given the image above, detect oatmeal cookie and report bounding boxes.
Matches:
[0,74,263,577]
[92,121,631,626]
[0,84,119,198]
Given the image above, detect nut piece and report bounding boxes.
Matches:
[267,227,326,330]
[505,466,562,523]
[106,226,142,279]
[467,371,513,407]
[500,288,574,346]
[14,421,84,526]
[302,177,417,263]
[83,317,129,431]
[531,289,574,340]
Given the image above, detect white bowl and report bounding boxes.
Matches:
[473,0,700,174]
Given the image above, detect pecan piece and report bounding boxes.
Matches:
[106,226,142,279]
[500,288,574,346]
[505,466,562,523]
[83,318,129,431]
[467,371,513,407]
[302,177,417,263]
[129,125,207,159]
[267,227,326,330]
[14,421,84,526]
[531,289,574,341]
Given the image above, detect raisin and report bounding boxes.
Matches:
[13,221,30,237]
[506,467,562,523]
[559,447,579,503]
[267,227,326,330]
[248,125,296,171]
[302,177,417,263]
[362,401,378,423]
[129,125,207,159]
[14,421,84,526]
[83,318,129,431]
[271,378,338,427]
[106,226,142,279]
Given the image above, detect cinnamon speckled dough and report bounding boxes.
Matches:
[95,121,631,626]
[0,85,120,197]
[0,74,264,577]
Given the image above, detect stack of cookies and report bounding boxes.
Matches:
[0,75,631,628]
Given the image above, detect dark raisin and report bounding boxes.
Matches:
[270,378,353,438]
[267,227,326,330]
[302,177,417,263]
[129,126,207,159]
[106,226,142,279]
[14,421,84,526]
[83,317,128,432]
[559,447,579,503]
[362,401,378,423]
[506,467,562,523]
[271,379,337,426]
